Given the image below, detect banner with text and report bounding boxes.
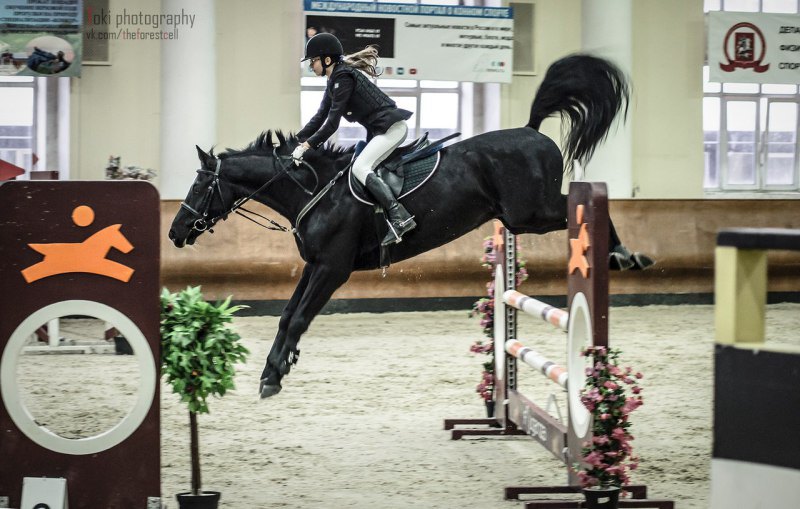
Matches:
[0,0,82,77]
[709,11,800,84]
[303,0,513,83]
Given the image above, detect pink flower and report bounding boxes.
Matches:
[584,451,605,467]
[603,381,619,390]
[599,413,611,420]
[622,399,643,414]
[635,372,643,379]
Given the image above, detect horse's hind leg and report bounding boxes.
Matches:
[501,189,655,271]
[608,219,655,270]
[260,262,352,398]
[501,191,568,236]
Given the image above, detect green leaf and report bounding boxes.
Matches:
[160,286,249,415]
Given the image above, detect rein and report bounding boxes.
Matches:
[180,147,326,235]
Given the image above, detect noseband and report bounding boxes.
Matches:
[180,148,320,234]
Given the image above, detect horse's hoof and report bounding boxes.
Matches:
[630,252,655,270]
[259,379,282,399]
[609,252,635,271]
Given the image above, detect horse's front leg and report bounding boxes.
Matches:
[259,264,312,396]
[260,262,352,398]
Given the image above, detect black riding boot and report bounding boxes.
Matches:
[364,173,417,246]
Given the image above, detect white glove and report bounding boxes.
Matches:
[292,144,308,166]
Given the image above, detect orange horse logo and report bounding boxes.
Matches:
[21,205,135,283]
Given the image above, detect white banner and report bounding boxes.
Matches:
[303,0,513,83]
[709,11,800,84]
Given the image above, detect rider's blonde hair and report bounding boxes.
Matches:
[343,45,381,78]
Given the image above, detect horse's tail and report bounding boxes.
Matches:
[527,54,629,177]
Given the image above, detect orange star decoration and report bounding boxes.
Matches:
[568,204,591,279]
[493,220,504,250]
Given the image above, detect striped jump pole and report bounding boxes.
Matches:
[505,339,567,388]
[503,290,569,331]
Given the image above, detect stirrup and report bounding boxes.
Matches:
[381,216,416,246]
[383,223,402,245]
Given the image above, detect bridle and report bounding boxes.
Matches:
[180,147,321,235]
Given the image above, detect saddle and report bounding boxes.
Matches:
[347,132,459,269]
[349,131,459,205]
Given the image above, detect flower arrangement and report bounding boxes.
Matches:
[105,155,157,181]
[469,233,528,403]
[578,346,644,489]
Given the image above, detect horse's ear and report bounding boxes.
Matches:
[196,145,213,167]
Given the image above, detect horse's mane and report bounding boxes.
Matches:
[217,130,355,160]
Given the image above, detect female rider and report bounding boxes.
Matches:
[293,33,415,246]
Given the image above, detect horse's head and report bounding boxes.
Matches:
[168,131,350,248]
[168,146,230,248]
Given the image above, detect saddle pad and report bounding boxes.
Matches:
[350,151,441,206]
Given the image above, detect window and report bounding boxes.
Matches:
[704,0,800,192]
[300,0,471,148]
[0,77,35,176]
[0,76,70,179]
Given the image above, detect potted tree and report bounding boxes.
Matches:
[578,346,644,509]
[160,286,249,509]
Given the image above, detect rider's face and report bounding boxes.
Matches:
[309,57,323,76]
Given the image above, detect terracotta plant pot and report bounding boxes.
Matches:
[176,491,221,509]
[582,485,620,509]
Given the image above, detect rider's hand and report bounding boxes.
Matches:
[292,144,309,166]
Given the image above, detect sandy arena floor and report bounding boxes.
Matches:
[15,303,800,508]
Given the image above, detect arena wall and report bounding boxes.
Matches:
[161,198,800,302]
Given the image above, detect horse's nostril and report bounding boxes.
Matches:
[168,229,175,240]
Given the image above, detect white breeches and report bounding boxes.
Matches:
[352,120,409,185]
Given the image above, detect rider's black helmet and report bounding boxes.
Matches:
[301,33,344,62]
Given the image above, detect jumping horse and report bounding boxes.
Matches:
[168,54,652,398]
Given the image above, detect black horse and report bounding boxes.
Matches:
[169,54,651,398]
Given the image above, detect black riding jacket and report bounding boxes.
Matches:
[297,62,412,148]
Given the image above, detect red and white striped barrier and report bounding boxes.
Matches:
[505,339,567,388]
[503,290,569,331]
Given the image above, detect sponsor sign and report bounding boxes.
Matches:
[303,0,513,83]
[709,11,800,84]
